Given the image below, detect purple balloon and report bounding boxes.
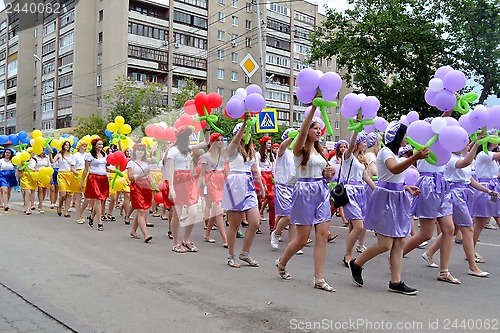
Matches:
[361,96,380,119]
[406,111,420,124]
[245,93,265,112]
[424,89,438,107]
[225,98,246,119]
[407,120,434,144]
[443,70,466,92]
[374,117,389,132]
[458,114,478,135]
[444,117,459,127]
[318,72,342,100]
[404,168,419,186]
[434,66,454,80]
[341,93,362,118]
[364,124,375,133]
[469,106,489,129]
[488,105,500,128]
[296,87,317,104]
[438,126,469,152]
[296,68,320,89]
[245,84,262,96]
[434,89,457,112]
[432,141,452,166]
[400,115,409,127]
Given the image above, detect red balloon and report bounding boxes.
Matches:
[114,151,126,166]
[193,120,205,133]
[184,100,198,116]
[206,93,223,108]
[145,124,155,137]
[179,114,194,127]
[154,192,164,204]
[223,108,229,118]
[119,158,129,171]
[320,127,326,136]
[152,126,164,140]
[106,153,117,165]
[194,92,208,107]
[174,119,182,128]
[165,127,176,142]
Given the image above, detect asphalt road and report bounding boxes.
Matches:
[0,191,499,333]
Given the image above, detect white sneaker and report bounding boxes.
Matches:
[270,231,280,251]
[484,223,498,230]
[296,249,304,255]
[417,241,428,249]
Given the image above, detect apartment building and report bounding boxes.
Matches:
[1,0,350,141]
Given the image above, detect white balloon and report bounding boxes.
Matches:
[431,117,447,134]
[315,70,324,79]
[358,93,367,102]
[235,88,247,100]
[400,115,409,126]
[159,121,168,128]
[474,104,487,113]
[428,78,444,92]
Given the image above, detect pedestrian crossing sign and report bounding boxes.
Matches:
[256,108,278,133]
[190,132,200,145]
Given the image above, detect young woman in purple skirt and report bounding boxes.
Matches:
[275,106,336,292]
[348,121,428,295]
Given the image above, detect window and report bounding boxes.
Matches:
[98,10,103,21]
[245,38,251,47]
[129,22,167,41]
[58,73,73,89]
[59,53,74,67]
[217,69,224,79]
[246,2,252,12]
[217,49,225,60]
[58,95,72,109]
[266,91,290,103]
[267,2,289,17]
[9,25,18,39]
[231,72,237,82]
[42,41,56,55]
[60,31,74,48]
[0,82,5,93]
[294,43,311,54]
[128,45,168,63]
[218,0,224,4]
[176,0,207,8]
[217,87,224,97]
[245,20,252,30]
[294,11,315,25]
[294,27,312,39]
[97,53,102,65]
[327,59,332,68]
[266,36,290,51]
[174,11,207,29]
[130,72,158,82]
[60,10,75,28]
[7,77,17,89]
[8,43,18,55]
[43,100,54,112]
[43,61,55,75]
[7,59,17,77]
[98,32,103,43]
[217,30,225,41]
[0,35,6,46]
[43,20,56,36]
[231,34,238,44]
[44,79,55,93]
[232,16,238,26]
[97,75,102,87]
[218,12,225,22]
[232,0,238,7]
[173,32,207,49]
[266,54,290,68]
[0,65,4,76]
[267,19,290,34]
[172,54,207,70]
[231,52,238,63]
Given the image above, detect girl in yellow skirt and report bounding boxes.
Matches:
[50,140,78,218]
[33,152,51,214]
[149,152,164,219]
[108,168,130,222]
[17,149,37,215]
[72,141,88,223]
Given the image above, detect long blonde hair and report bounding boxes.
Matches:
[238,139,255,162]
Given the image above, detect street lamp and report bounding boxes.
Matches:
[33,54,44,130]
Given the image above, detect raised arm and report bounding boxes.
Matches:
[191,128,210,151]
[385,147,429,175]
[293,105,316,157]
[455,142,479,169]
[227,114,248,157]
[278,137,293,157]
[344,131,358,161]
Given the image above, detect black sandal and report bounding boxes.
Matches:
[101,215,108,221]
[88,216,94,227]
[107,215,116,221]
[167,231,173,239]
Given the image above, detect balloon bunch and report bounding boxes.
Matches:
[32,167,54,186]
[304,106,327,136]
[106,151,128,189]
[364,116,389,134]
[459,105,500,153]
[406,117,468,166]
[106,116,132,144]
[145,122,176,142]
[11,150,31,170]
[295,69,343,136]
[340,93,380,133]
[225,84,266,144]
[424,65,476,113]
[184,92,223,134]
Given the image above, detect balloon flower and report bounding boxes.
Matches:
[107,116,132,142]
[459,105,500,154]
[225,84,266,144]
[184,92,223,134]
[340,93,379,133]
[106,151,128,189]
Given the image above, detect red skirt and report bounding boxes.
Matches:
[205,170,225,204]
[160,180,174,209]
[85,174,109,201]
[130,181,152,211]
[173,170,198,206]
[261,171,275,200]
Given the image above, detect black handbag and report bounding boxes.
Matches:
[331,158,353,208]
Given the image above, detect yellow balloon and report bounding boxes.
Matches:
[32,172,41,181]
[122,124,132,135]
[113,178,124,191]
[32,129,43,139]
[42,175,51,185]
[34,136,45,147]
[107,123,118,133]
[46,167,54,175]
[51,139,62,150]
[33,146,43,155]
[20,151,30,162]
[90,134,99,141]
[59,137,74,148]
[114,116,125,126]
[112,138,119,145]
[12,155,21,165]
[81,135,91,144]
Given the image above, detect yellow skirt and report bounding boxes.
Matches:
[150,170,163,191]
[71,169,87,194]
[20,172,37,191]
[58,171,75,193]
[108,173,130,195]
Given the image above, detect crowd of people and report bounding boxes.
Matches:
[0,107,498,296]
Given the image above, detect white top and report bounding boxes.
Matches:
[294,152,327,179]
[255,152,273,172]
[85,153,107,175]
[73,152,86,170]
[149,160,162,171]
[227,151,255,172]
[57,154,74,171]
[51,158,59,169]
[167,146,191,171]
[34,156,50,171]
[0,158,14,171]
[417,160,444,173]
[341,153,365,182]
[444,154,471,184]
[377,147,404,183]
[475,151,498,179]
[201,152,226,172]
[274,149,295,184]
[127,159,149,175]
[365,152,376,166]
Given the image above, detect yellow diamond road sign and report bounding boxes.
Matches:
[240,54,259,78]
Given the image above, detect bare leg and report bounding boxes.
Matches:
[389,238,406,283]
[345,219,364,261]
[313,221,331,279]
[403,218,436,256]
[241,207,260,253]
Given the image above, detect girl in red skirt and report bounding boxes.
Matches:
[167,125,210,253]
[127,143,153,243]
[256,135,276,231]
[198,133,228,246]
[80,138,109,231]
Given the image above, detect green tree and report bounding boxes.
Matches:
[171,78,201,110]
[73,113,107,144]
[310,0,447,118]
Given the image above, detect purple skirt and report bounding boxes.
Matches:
[448,183,473,227]
[365,180,377,204]
[471,178,500,218]
[222,172,258,212]
[274,183,293,217]
[364,182,411,238]
[344,181,366,221]
[291,178,331,226]
[411,173,452,219]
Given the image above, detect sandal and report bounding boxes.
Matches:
[97,224,104,231]
[107,215,116,221]
[275,258,291,280]
[130,233,140,239]
[77,218,85,224]
[182,241,198,252]
[64,214,70,218]
[172,244,187,253]
[101,215,108,221]
[152,213,160,217]
[124,219,130,225]
[437,270,461,284]
[39,209,45,214]
[227,255,241,268]
[328,234,339,243]
[256,228,262,234]
[167,231,173,240]
[422,252,438,268]
[87,216,94,227]
[239,252,259,267]
[356,245,367,253]
[475,253,485,263]
[314,278,335,292]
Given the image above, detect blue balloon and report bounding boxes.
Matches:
[104,129,113,138]
[62,133,70,138]
[0,134,8,144]
[72,138,79,148]
[17,131,28,140]
[9,134,18,145]
[21,137,30,145]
